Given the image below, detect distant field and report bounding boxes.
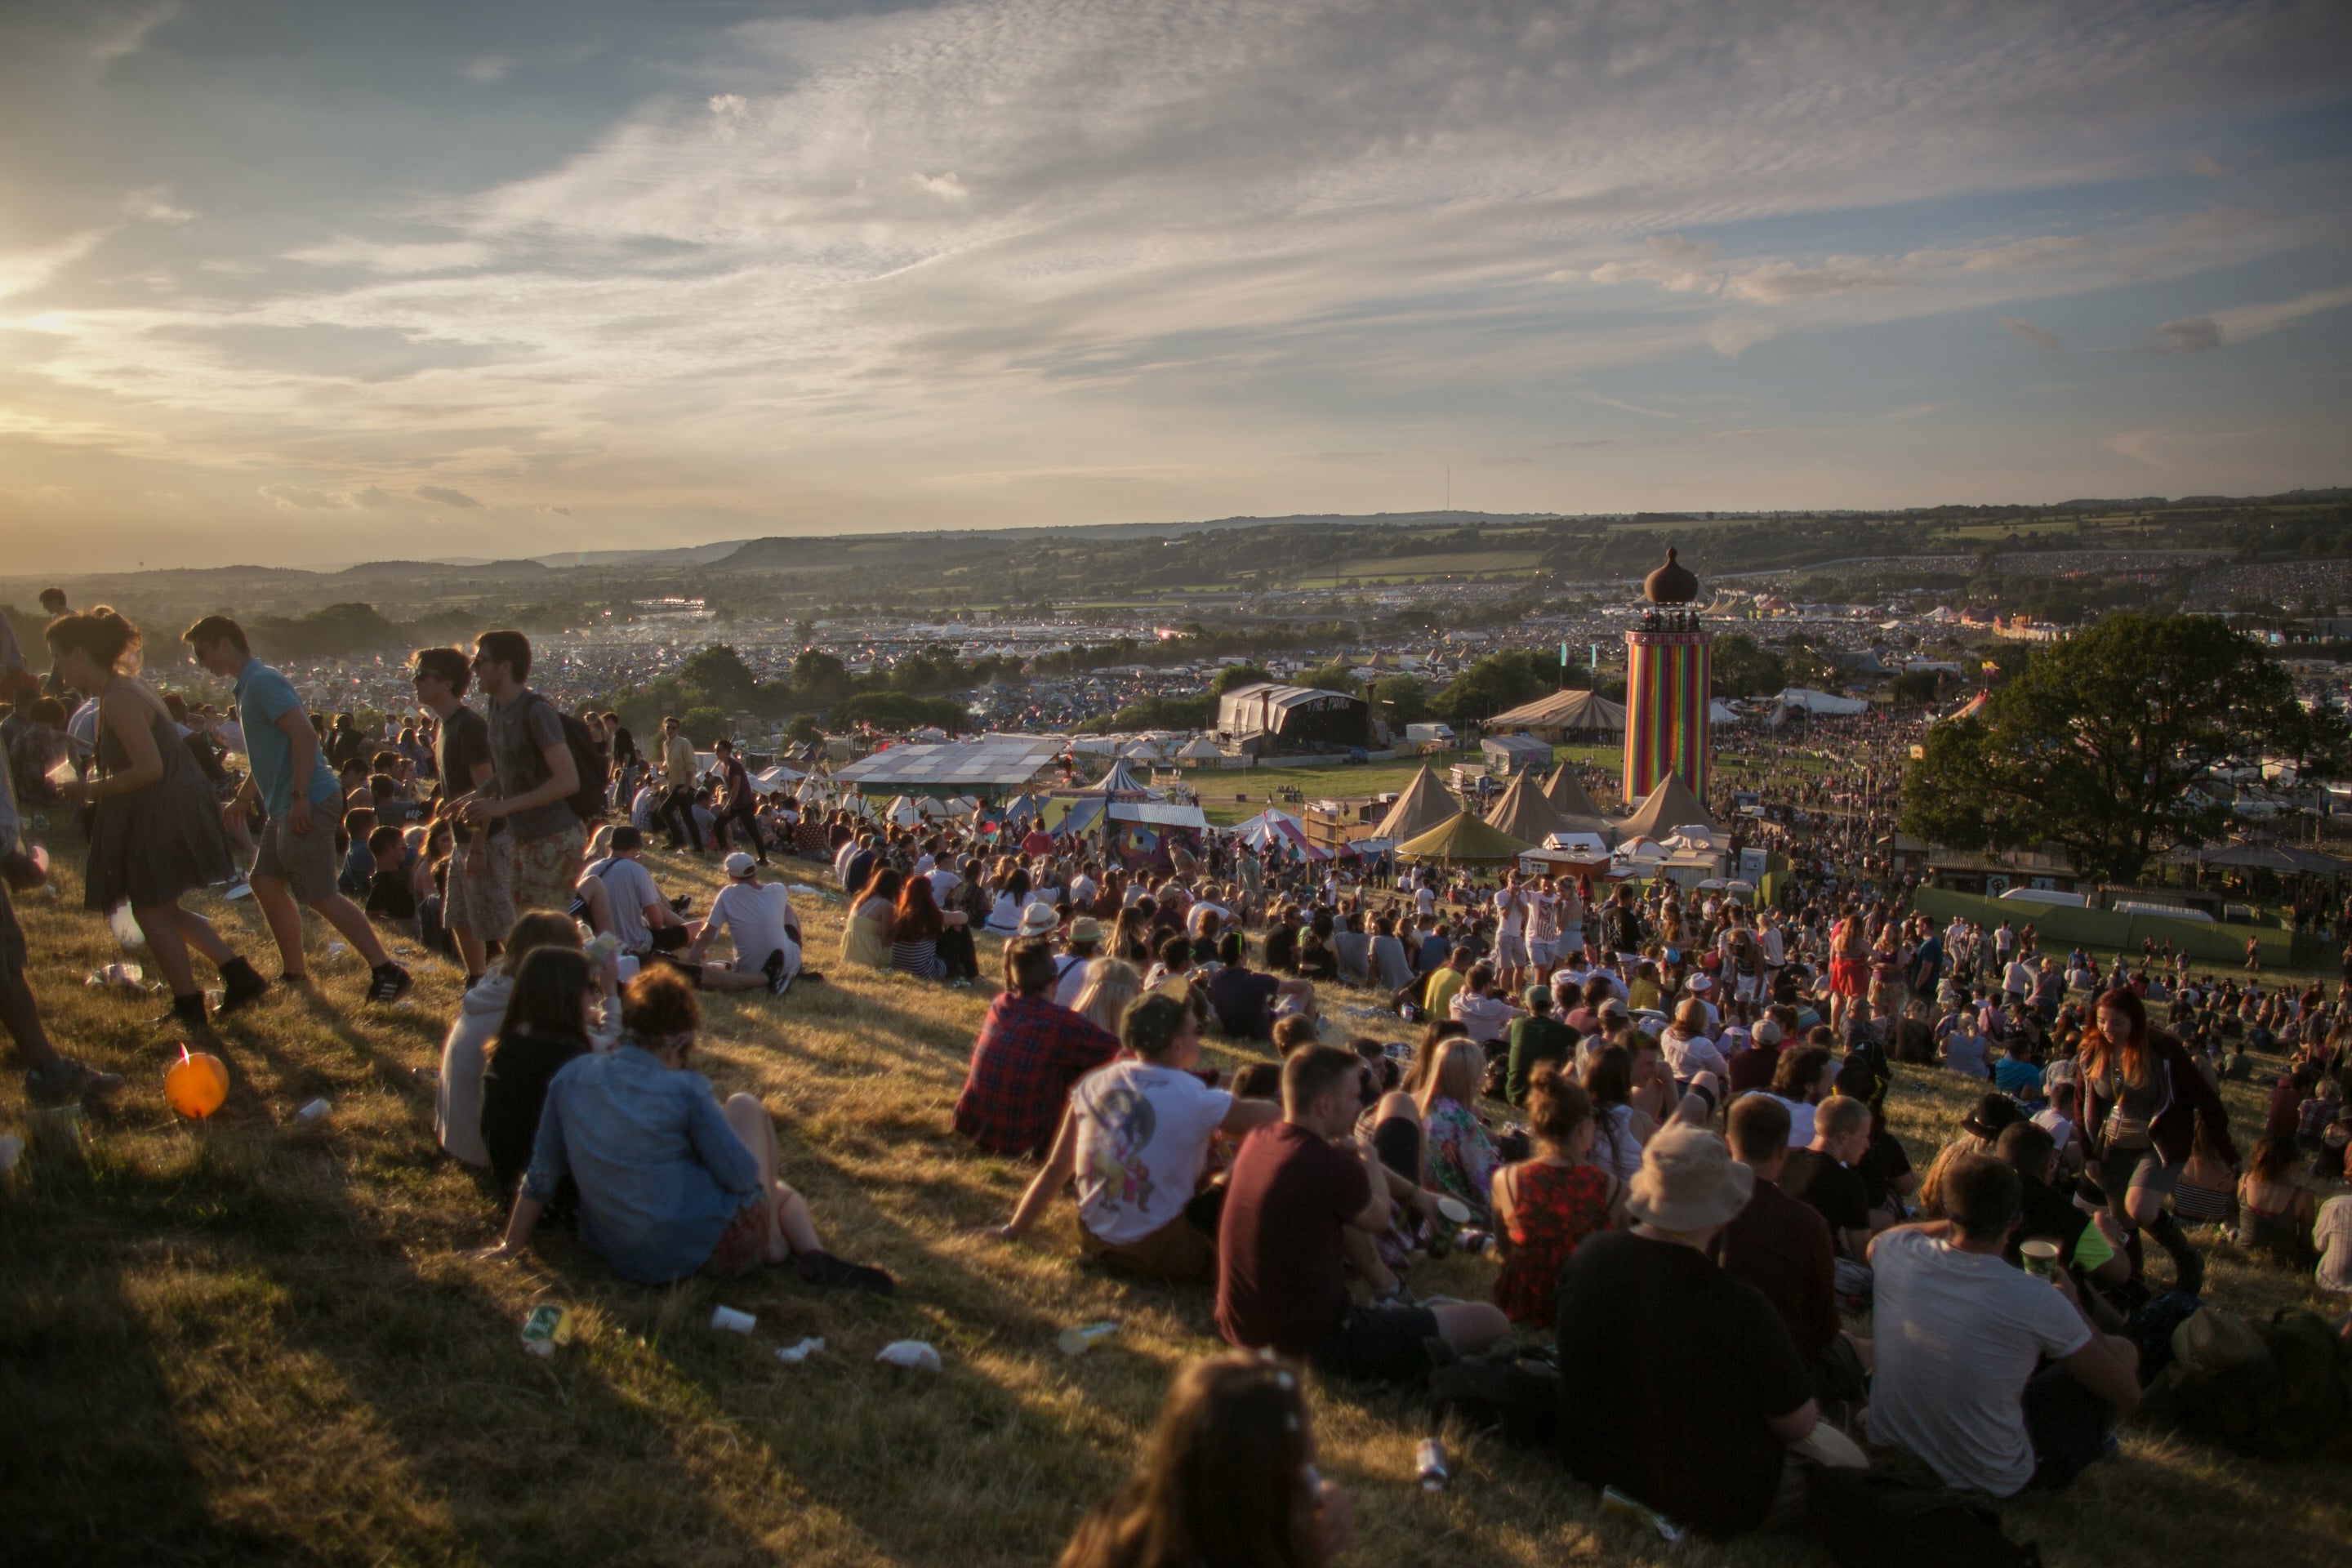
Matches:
[1321,550,1544,579]
[1190,744,1623,825]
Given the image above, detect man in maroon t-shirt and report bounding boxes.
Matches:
[1216,1046,1508,1382]
[1717,1091,1870,1403]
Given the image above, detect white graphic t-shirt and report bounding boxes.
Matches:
[1069,1062,1233,1245]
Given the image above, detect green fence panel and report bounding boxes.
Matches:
[1905,887,2288,968]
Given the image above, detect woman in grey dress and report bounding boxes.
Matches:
[48,608,268,1028]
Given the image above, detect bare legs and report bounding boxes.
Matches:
[723,1093,822,1262]
[131,901,238,997]
[0,964,62,1072]
[250,877,391,977]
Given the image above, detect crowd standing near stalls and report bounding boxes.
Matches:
[3,599,2350,1563]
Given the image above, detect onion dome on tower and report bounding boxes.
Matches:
[1644,546,1699,606]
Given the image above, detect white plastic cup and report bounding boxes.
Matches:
[710,1305,756,1334]
[1057,1321,1118,1356]
[874,1339,942,1372]
[296,1098,331,1122]
[0,1134,23,1173]
[776,1336,825,1365]
[617,954,640,983]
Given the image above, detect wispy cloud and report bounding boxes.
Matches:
[415,484,483,508]
[1998,316,2061,352]
[88,1,178,68]
[1881,403,1943,421]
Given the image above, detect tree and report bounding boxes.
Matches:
[1711,634,1787,699]
[1292,662,1361,695]
[1209,664,1275,695]
[1430,651,1547,724]
[1899,612,2346,884]
[1888,670,1942,706]
[828,692,970,733]
[679,644,760,708]
[1367,674,1428,728]
[791,649,851,704]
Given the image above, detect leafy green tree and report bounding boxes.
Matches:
[1292,662,1361,695]
[1900,612,2346,883]
[1888,670,1942,705]
[791,648,851,703]
[1367,674,1429,728]
[1209,664,1276,695]
[1430,650,1547,724]
[679,644,760,708]
[679,705,729,744]
[1711,634,1787,699]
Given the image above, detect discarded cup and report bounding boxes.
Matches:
[2020,1238,2060,1278]
[85,962,145,991]
[1057,1321,1118,1356]
[295,1098,332,1122]
[0,1134,24,1173]
[1415,1437,1449,1492]
[326,942,348,958]
[1434,1195,1473,1225]
[875,1339,943,1372]
[29,1104,86,1158]
[776,1336,825,1365]
[710,1305,757,1334]
[520,1304,573,1357]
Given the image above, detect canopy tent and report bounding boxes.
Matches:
[1086,757,1151,796]
[829,736,1063,799]
[1709,701,1740,724]
[1483,688,1628,737]
[749,764,807,794]
[1485,773,1571,844]
[1618,773,1715,840]
[1540,764,1616,836]
[1374,764,1459,842]
[1231,808,1328,861]
[1774,688,1869,716]
[1175,735,1225,763]
[1395,811,1533,864]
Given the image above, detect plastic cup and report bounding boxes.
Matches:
[296,1098,332,1122]
[710,1305,756,1334]
[1434,1195,1473,1225]
[1057,1321,1118,1356]
[2020,1239,2060,1278]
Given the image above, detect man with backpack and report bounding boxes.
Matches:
[459,630,586,916]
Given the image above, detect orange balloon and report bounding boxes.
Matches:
[165,1050,230,1119]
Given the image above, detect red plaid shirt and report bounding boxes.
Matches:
[953,991,1120,1157]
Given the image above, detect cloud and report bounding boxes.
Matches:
[350,486,395,509]
[1881,403,1943,421]
[1582,393,1679,421]
[287,238,492,274]
[1998,317,2061,352]
[2187,154,2231,179]
[259,483,350,510]
[414,484,483,508]
[537,503,572,515]
[121,187,194,225]
[2104,429,2172,468]
[88,2,178,67]
[458,56,513,85]
[2145,315,2221,354]
[2208,282,2352,344]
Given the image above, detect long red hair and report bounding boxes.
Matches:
[2079,986,2149,1082]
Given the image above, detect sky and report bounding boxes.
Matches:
[2,0,2350,572]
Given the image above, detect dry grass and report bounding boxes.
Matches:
[3,840,2347,1568]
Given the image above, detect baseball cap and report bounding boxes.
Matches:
[723,852,756,878]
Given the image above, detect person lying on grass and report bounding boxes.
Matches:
[997,993,1280,1283]
[478,968,892,1292]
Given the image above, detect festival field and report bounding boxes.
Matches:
[3,845,2345,1568]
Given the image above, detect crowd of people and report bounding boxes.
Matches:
[5,597,2350,1557]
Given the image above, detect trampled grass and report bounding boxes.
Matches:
[2,838,2346,1567]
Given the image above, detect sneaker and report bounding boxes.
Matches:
[25,1057,124,1105]
[366,963,414,1004]
[796,1250,896,1296]
[795,969,826,985]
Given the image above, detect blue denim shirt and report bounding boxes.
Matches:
[523,1045,762,1283]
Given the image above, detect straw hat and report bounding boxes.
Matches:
[1017,903,1058,937]
[1067,915,1103,944]
[1626,1126,1753,1232]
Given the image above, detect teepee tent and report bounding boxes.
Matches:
[1395,811,1532,865]
[1539,764,1616,828]
[1176,734,1224,764]
[1618,773,1714,840]
[1485,773,1570,844]
[1374,765,1456,842]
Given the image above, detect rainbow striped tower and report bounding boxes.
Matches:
[1621,546,1712,802]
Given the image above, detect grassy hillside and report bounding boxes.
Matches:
[2,840,2346,1567]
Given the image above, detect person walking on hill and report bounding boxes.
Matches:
[457,631,584,916]
[410,646,512,985]
[185,616,412,1004]
[657,715,704,853]
[50,608,270,1030]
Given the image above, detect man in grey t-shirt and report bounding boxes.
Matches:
[457,630,583,917]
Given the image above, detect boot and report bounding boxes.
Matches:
[2146,1210,2204,1298]
[160,991,211,1031]
[215,956,270,1015]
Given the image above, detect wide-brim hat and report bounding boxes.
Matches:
[1962,1092,2023,1141]
[1068,915,1103,943]
[1627,1126,1753,1231]
[2172,1307,2265,1379]
[1017,903,1058,937]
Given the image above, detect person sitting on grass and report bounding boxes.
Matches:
[1554,1125,1824,1539]
[1071,958,1145,1040]
[1055,1353,1352,1568]
[1418,1036,1501,1223]
[999,994,1281,1282]
[887,872,969,983]
[477,946,599,1200]
[1503,982,1579,1106]
[1866,1152,2140,1496]
[361,823,420,926]
[435,911,614,1171]
[1205,930,1316,1041]
[1448,960,1522,1053]
[1720,1093,1873,1412]
[955,938,1123,1158]
[479,968,893,1292]
[678,852,803,995]
[1490,1063,1623,1329]
[576,826,690,959]
[840,863,902,970]
[1214,1045,1509,1383]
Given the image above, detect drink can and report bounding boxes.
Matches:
[1415,1437,1447,1491]
[1056,1321,1118,1356]
[520,1304,572,1357]
[710,1304,756,1334]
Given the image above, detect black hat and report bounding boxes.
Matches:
[1962,1092,2023,1141]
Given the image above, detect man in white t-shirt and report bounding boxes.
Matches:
[683,852,803,996]
[1867,1153,2140,1496]
[1492,874,1530,991]
[577,828,687,956]
[996,991,1279,1281]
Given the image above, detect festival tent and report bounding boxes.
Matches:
[1617,773,1715,840]
[1482,688,1628,737]
[750,764,806,794]
[1176,735,1225,764]
[1540,765,1616,836]
[1373,764,1457,842]
[1942,690,1990,722]
[1395,812,1532,865]
[883,795,922,827]
[1774,688,1869,716]
[1086,758,1150,797]
[1232,807,1329,861]
[1485,773,1571,844]
[1709,701,1740,724]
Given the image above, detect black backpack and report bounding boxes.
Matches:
[526,694,608,826]
[1810,1466,2042,1568]
[1428,1347,1558,1446]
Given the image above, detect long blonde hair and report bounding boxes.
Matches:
[1415,1037,1485,1116]
[1071,958,1143,1038]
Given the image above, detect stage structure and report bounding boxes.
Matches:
[1622,547,1712,802]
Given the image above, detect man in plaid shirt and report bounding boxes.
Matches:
[955,940,1120,1157]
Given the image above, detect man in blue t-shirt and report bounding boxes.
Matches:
[185,616,411,1004]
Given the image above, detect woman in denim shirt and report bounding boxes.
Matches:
[479,969,892,1293]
